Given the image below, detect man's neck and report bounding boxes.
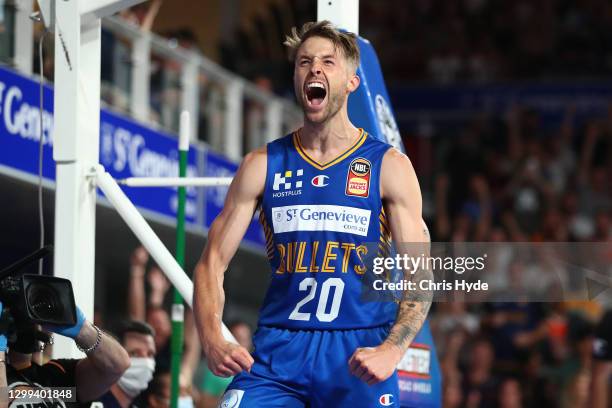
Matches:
[111,383,134,408]
[300,110,360,154]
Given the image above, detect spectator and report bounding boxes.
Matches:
[87,320,156,407]
[127,247,200,400]
[498,377,523,408]
[119,0,163,32]
[128,248,172,369]
[145,369,194,408]
[228,321,253,352]
[146,369,171,408]
[101,0,163,112]
[461,337,498,407]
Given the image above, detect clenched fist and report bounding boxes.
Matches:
[204,339,254,377]
[348,343,403,385]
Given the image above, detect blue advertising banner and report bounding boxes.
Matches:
[99,110,200,225]
[0,65,265,249]
[0,65,55,180]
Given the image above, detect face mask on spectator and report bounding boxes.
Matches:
[117,357,156,398]
[178,396,194,408]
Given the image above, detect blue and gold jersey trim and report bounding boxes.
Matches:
[293,128,367,171]
[258,204,275,260]
[378,207,392,258]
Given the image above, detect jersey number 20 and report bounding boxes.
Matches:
[288,278,345,322]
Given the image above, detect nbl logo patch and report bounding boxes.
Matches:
[346,157,371,198]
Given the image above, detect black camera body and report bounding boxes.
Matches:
[0,246,77,327]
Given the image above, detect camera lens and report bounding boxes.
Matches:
[25,282,64,321]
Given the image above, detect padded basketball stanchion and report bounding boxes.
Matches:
[347,37,442,408]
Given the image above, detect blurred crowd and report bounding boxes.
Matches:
[94,246,253,408]
[220,0,612,88]
[361,0,612,84]
[422,104,611,408]
[428,105,610,243]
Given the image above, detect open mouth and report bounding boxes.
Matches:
[305,82,327,107]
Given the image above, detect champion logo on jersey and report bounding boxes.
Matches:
[379,393,394,406]
[311,175,329,187]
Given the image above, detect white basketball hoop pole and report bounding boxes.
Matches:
[117,177,234,187]
[96,165,238,343]
[49,0,145,357]
[317,0,359,34]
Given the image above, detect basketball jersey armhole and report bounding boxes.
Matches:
[261,142,270,204]
[375,144,393,213]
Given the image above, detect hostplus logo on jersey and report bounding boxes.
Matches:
[271,204,371,236]
[272,169,303,198]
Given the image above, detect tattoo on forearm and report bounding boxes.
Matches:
[386,298,431,350]
[386,245,433,351]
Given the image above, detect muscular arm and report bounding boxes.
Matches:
[349,149,432,385]
[75,322,130,402]
[381,148,432,353]
[193,148,266,376]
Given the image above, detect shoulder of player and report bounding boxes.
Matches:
[380,148,418,198]
[232,147,267,196]
[381,147,413,176]
[239,146,267,173]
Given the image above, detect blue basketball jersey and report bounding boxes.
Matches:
[257,129,398,330]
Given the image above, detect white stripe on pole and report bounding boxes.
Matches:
[96,165,237,344]
[117,177,234,187]
[179,111,191,152]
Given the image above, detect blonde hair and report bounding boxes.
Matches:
[284,20,360,71]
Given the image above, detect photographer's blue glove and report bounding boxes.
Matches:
[45,306,86,339]
[0,302,7,352]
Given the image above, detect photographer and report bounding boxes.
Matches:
[3,302,130,407]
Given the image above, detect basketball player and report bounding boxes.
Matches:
[193,21,432,407]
